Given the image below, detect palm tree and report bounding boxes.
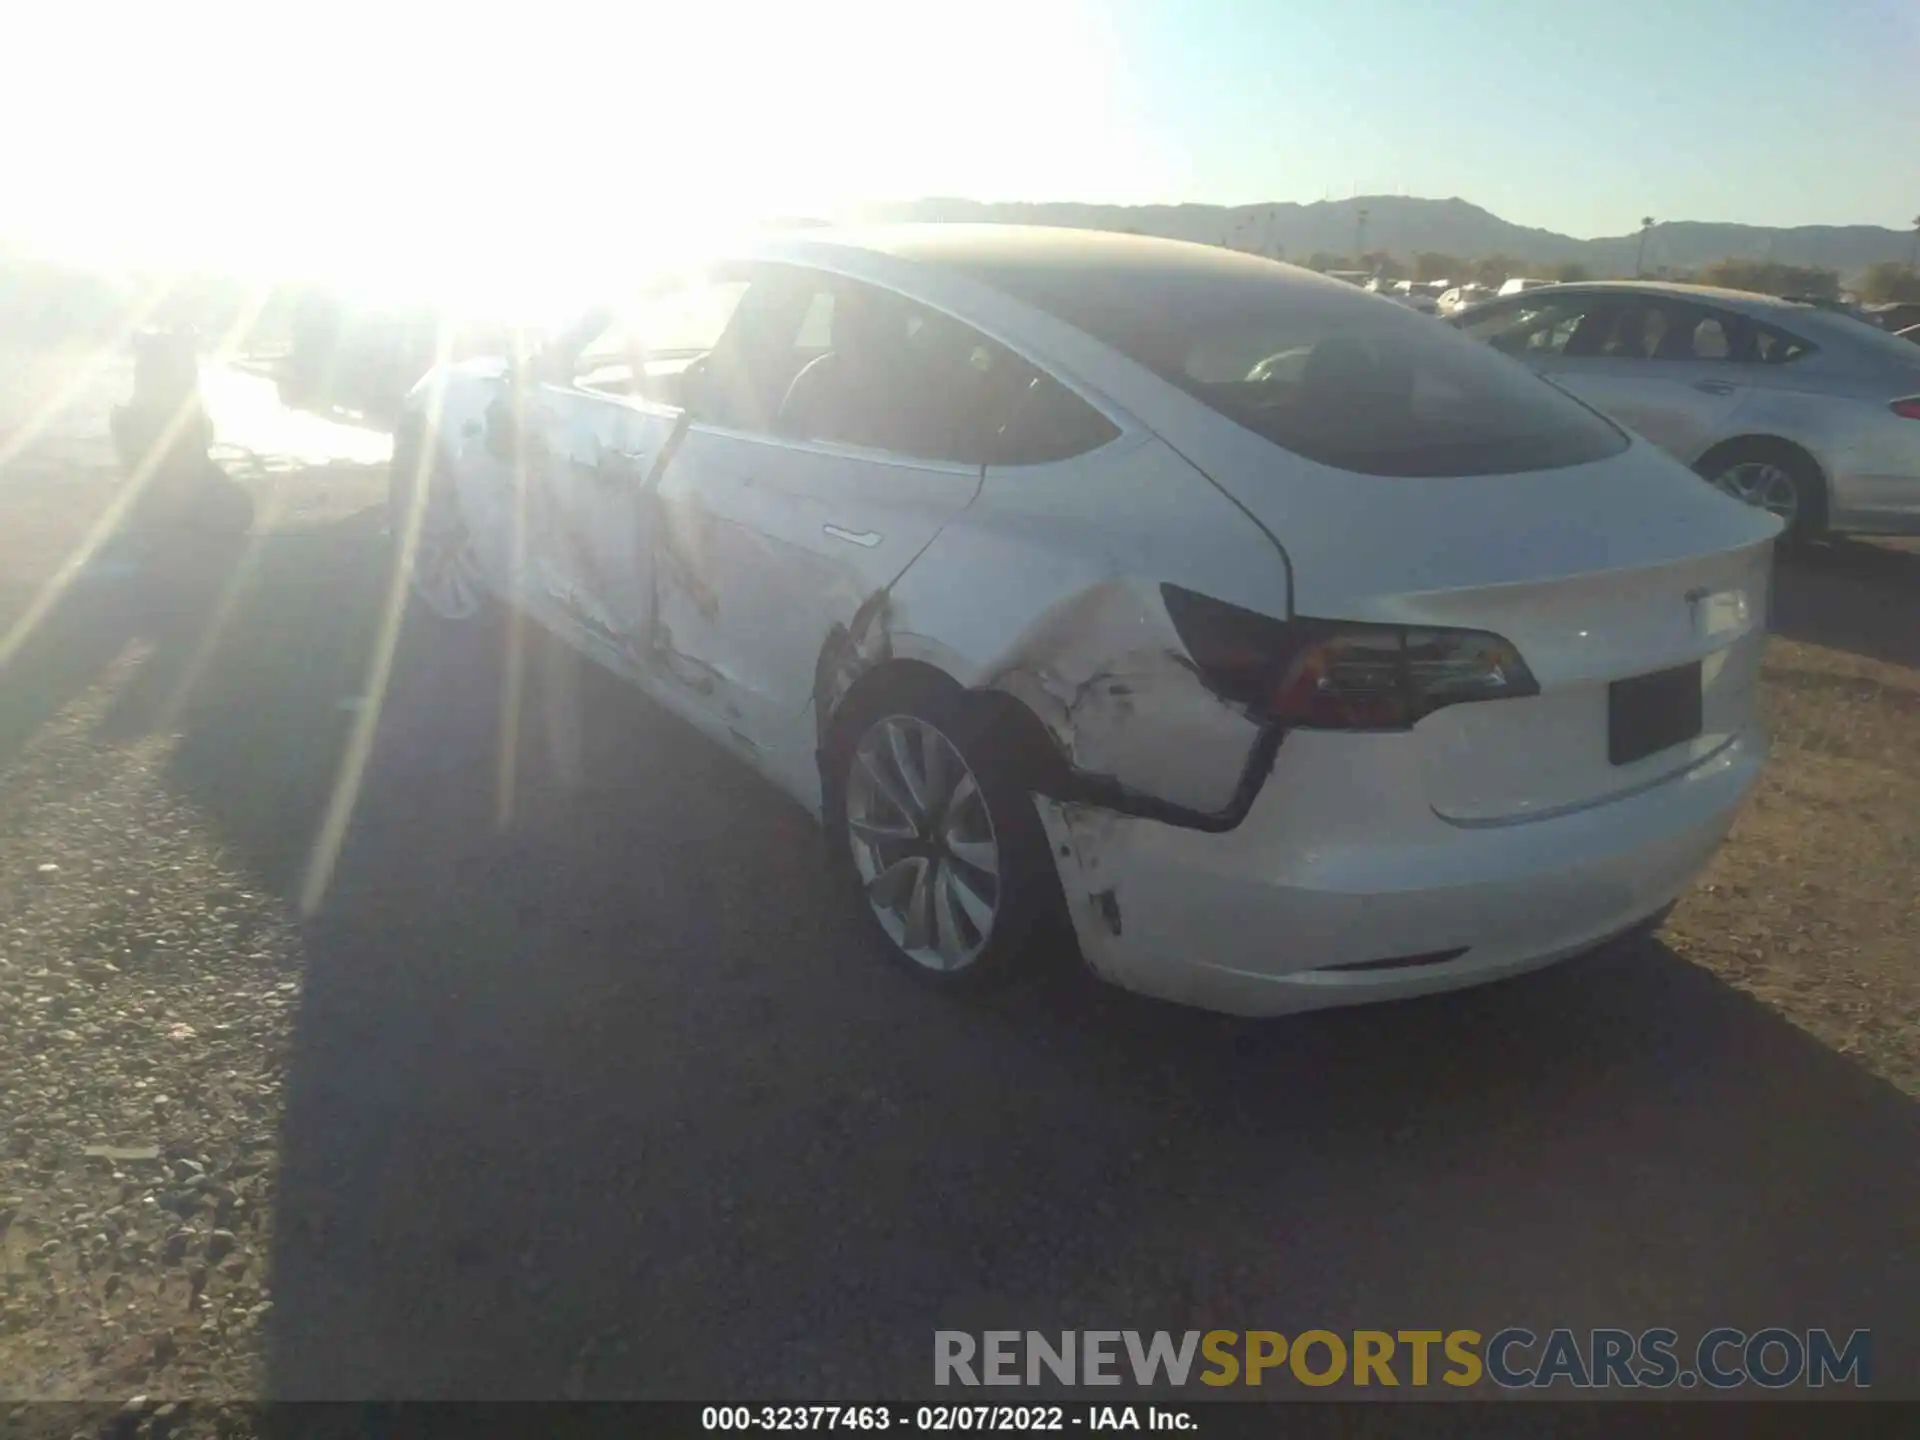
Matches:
[1635,216,1656,278]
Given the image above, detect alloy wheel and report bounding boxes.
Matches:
[1711,460,1800,525]
[845,714,1002,972]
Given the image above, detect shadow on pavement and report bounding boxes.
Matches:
[250,581,1920,1400]
[1770,539,1920,669]
[0,455,387,789]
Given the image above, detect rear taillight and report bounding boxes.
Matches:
[1890,397,1920,420]
[1162,585,1539,731]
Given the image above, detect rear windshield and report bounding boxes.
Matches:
[961,253,1628,476]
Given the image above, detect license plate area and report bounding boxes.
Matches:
[1608,662,1703,767]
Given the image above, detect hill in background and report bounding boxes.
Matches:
[854,195,1916,278]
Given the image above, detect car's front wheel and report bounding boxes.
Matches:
[823,675,1065,990]
[390,422,487,622]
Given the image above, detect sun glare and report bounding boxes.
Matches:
[2,0,1161,315]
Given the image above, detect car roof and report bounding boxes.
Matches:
[747,223,1343,294]
[1502,279,1823,316]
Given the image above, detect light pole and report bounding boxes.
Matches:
[1355,207,1369,270]
[1634,216,1655,278]
[1910,213,1919,271]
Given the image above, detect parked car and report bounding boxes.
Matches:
[1863,302,1920,333]
[1436,284,1499,315]
[1359,277,1438,314]
[395,228,1776,1016]
[1498,277,1552,297]
[1450,280,1920,539]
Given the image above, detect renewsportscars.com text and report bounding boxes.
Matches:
[934,1328,1871,1390]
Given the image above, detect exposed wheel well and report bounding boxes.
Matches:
[817,659,1067,791]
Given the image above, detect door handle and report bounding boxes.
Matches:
[1691,379,1738,396]
[822,524,882,548]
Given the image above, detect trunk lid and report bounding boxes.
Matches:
[1189,433,1780,822]
[1397,541,1771,822]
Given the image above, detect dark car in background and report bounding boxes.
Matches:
[1861,301,1920,332]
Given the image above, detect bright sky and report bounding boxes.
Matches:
[3,0,1915,307]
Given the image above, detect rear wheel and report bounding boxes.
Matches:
[1697,440,1826,544]
[823,674,1065,990]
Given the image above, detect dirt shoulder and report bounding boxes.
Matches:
[1667,619,1920,1097]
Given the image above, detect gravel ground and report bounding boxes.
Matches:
[2,351,379,1406]
[0,668,289,1396]
[1,348,1916,1410]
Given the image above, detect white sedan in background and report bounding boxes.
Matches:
[394,227,1777,1016]
[1452,281,1920,539]
[1437,283,1500,316]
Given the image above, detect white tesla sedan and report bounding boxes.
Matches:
[393,226,1779,1016]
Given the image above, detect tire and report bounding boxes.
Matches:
[389,421,487,622]
[822,673,1066,991]
[1696,440,1827,545]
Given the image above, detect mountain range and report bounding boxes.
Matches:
[851,195,1919,277]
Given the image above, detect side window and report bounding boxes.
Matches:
[1597,303,1666,360]
[989,372,1121,466]
[1642,303,1744,362]
[1754,326,1812,365]
[766,273,1040,465]
[1691,315,1731,360]
[635,278,751,356]
[572,278,749,398]
[1666,309,1792,365]
[572,319,644,394]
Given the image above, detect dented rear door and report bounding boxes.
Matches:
[652,425,979,774]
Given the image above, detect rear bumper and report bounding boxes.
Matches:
[1034,726,1765,1017]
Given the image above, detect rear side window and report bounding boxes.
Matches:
[1783,307,1920,368]
[1674,310,1810,365]
[968,259,1626,476]
[1754,327,1810,365]
[1691,316,1731,359]
[990,372,1121,465]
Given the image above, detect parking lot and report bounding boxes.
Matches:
[1,353,1916,1400]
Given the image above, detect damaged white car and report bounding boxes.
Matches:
[393,226,1780,1017]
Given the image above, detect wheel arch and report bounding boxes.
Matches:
[809,602,1281,836]
[1692,432,1832,536]
[1694,428,1823,469]
[816,656,1070,799]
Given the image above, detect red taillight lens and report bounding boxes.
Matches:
[1162,586,1539,731]
[1268,627,1409,727]
[1890,397,1920,420]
